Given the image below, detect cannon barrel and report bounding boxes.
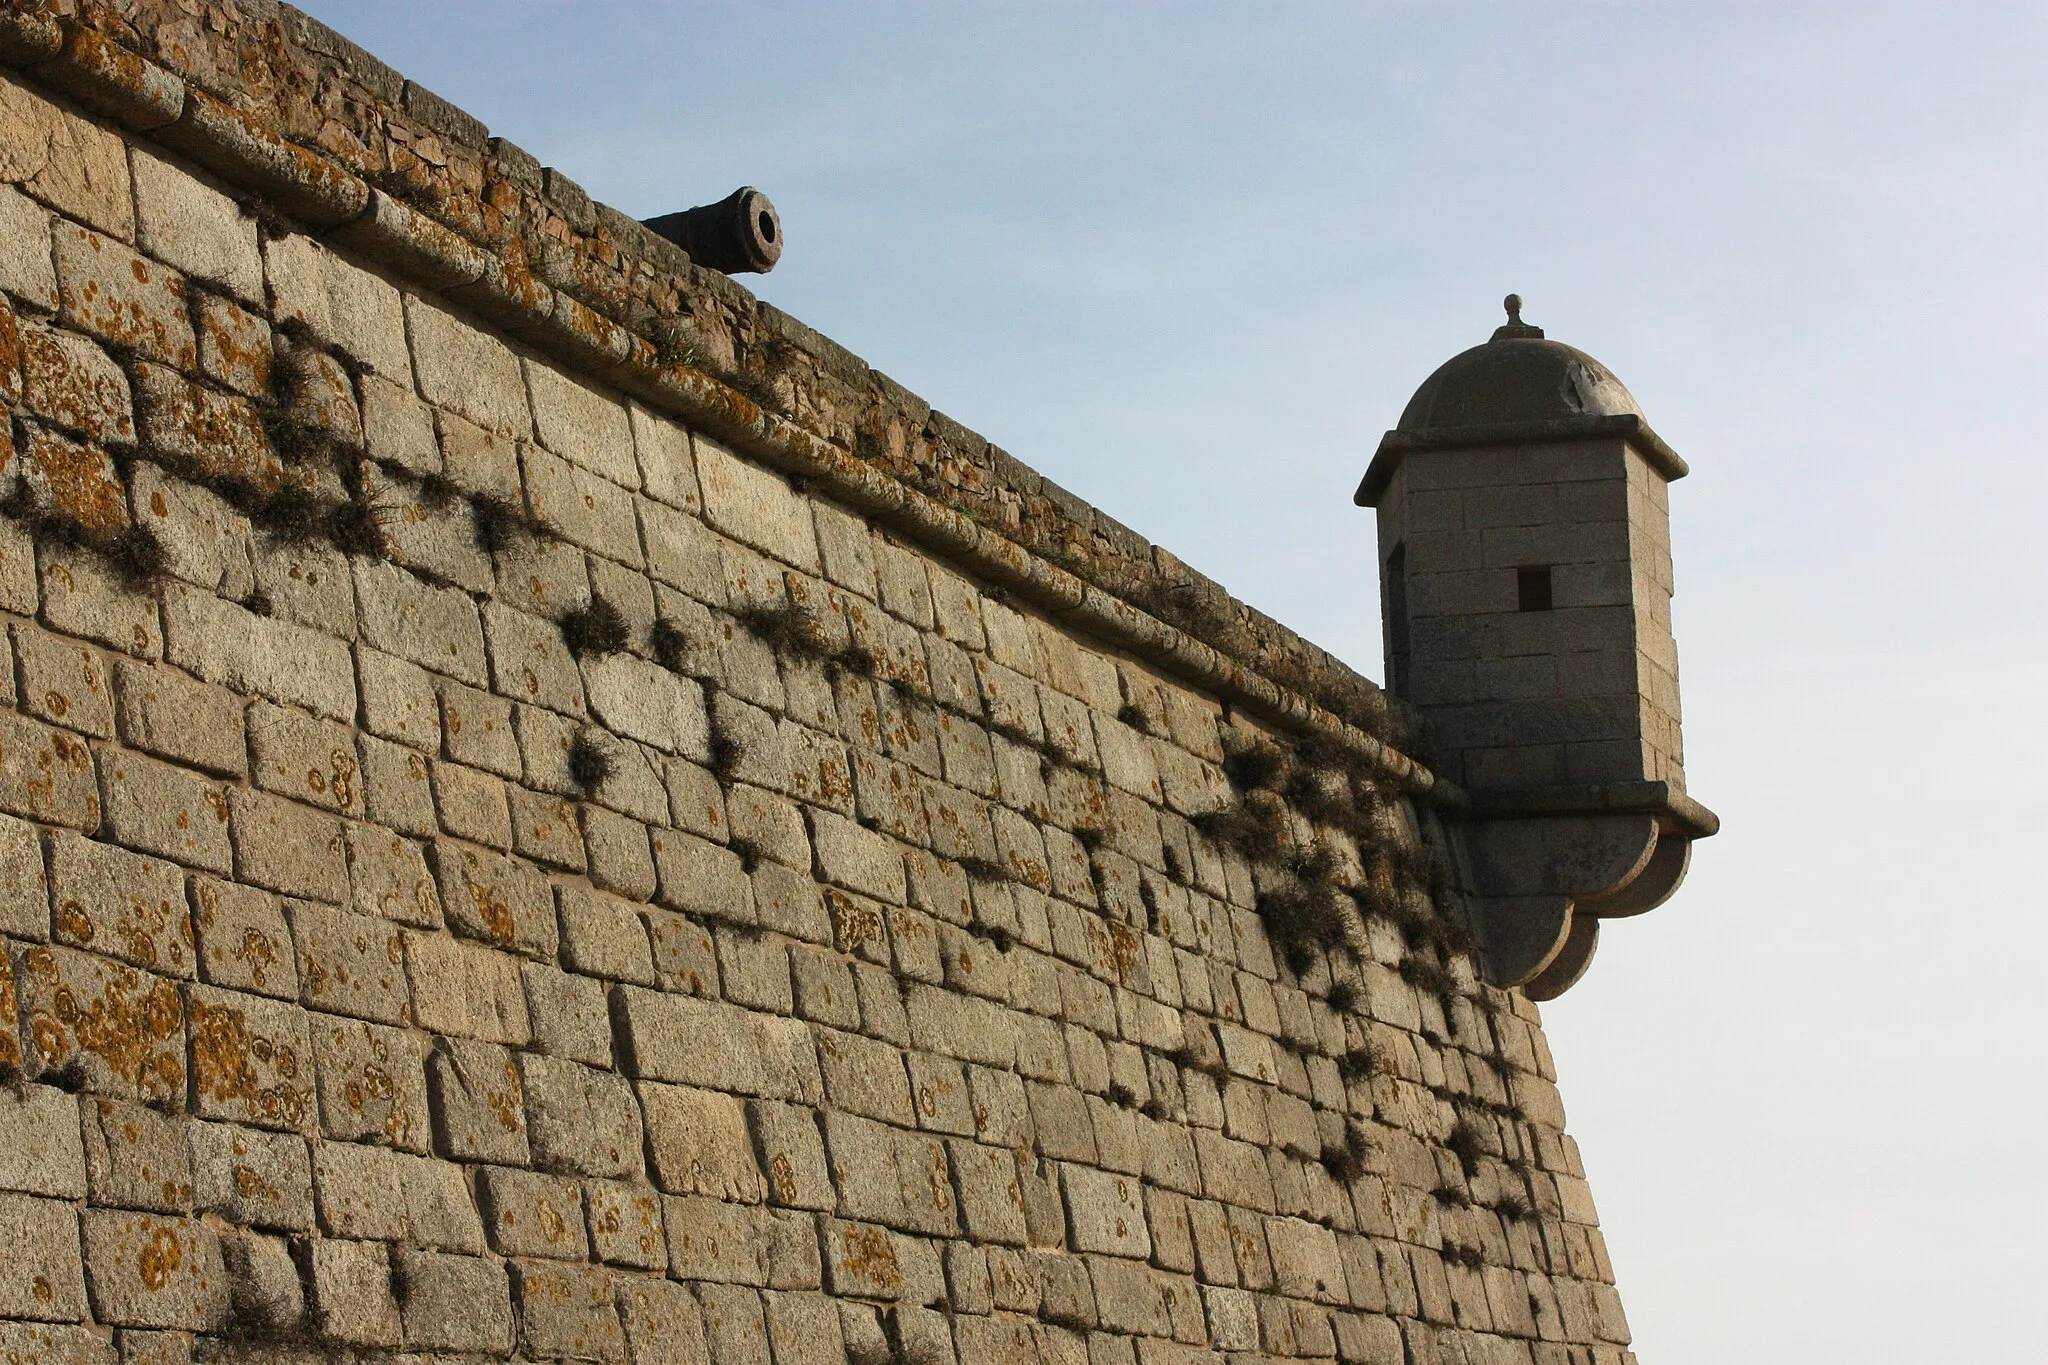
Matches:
[642,187,782,274]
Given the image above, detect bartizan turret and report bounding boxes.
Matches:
[1358,296,1718,999]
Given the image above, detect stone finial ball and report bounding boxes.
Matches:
[1504,293,1523,321]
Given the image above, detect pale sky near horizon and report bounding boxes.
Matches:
[308,4,2048,1360]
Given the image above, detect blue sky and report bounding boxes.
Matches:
[308,3,2048,1359]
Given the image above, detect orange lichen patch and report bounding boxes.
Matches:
[138,365,283,490]
[52,872,192,978]
[0,719,99,827]
[768,1152,799,1204]
[911,1141,953,1217]
[0,952,20,1071]
[588,1188,662,1263]
[1002,847,1050,894]
[20,425,130,533]
[1085,919,1145,986]
[196,296,273,395]
[834,1221,902,1296]
[189,991,312,1130]
[190,881,286,996]
[18,945,185,1102]
[478,1056,523,1133]
[522,797,580,857]
[463,870,517,946]
[136,1223,184,1291]
[0,302,22,406]
[826,888,883,953]
[304,745,358,812]
[18,327,134,445]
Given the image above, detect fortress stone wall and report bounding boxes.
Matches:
[0,4,1637,1363]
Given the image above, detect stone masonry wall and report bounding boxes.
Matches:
[0,7,1635,1365]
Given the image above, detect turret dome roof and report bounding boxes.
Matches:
[1356,295,1684,507]
[1395,296,1642,433]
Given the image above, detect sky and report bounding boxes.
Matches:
[307,3,2048,1359]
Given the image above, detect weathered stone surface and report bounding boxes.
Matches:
[586,1178,666,1270]
[13,943,185,1103]
[188,1122,314,1232]
[131,150,262,303]
[663,1195,771,1285]
[112,660,246,778]
[265,232,410,377]
[195,291,273,396]
[131,363,278,490]
[0,183,59,308]
[0,813,48,940]
[0,703,100,830]
[345,824,442,927]
[651,829,753,925]
[355,558,489,688]
[46,830,194,976]
[433,837,556,959]
[522,1054,645,1179]
[18,326,133,449]
[745,1100,832,1220]
[393,1249,515,1354]
[188,876,292,1000]
[427,1037,529,1164]
[79,1097,191,1216]
[0,70,133,237]
[641,1081,763,1201]
[309,1013,430,1151]
[480,1166,588,1260]
[821,1219,905,1301]
[79,1211,228,1330]
[616,1277,711,1365]
[521,960,612,1067]
[405,930,531,1044]
[0,1321,115,1365]
[587,652,708,758]
[511,1258,626,1361]
[54,222,195,369]
[558,884,657,983]
[287,901,407,1024]
[186,984,315,1132]
[525,360,637,486]
[0,1191,89,1321]
[247,702,362,817]
[94,746,232,876]
[0,1084,86,1200]
[305,1236,402,1347]
[162,587,352,722]
[220,1228,305,1337]
[696,437,819,572]
[39,546,162,664]
[405,294,532,439]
